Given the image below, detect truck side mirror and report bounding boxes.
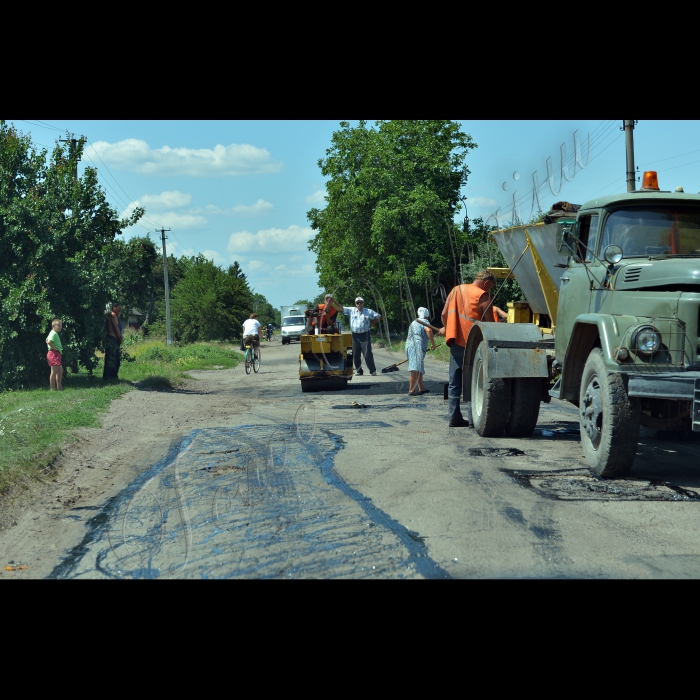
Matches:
[556,220,577,254]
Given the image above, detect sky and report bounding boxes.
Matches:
[9,119,700,310]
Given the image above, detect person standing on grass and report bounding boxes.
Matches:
[103,303,123,381]
[46,318,64,391]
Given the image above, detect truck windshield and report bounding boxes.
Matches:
[600,206,700,257]
[283,317,304,326]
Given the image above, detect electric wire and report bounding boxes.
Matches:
[498,120,621,219]
[12,119,172,232]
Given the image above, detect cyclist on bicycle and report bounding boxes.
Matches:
[242,313,261,348]
[265,323,274,341]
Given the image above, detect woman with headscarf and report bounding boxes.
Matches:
[406,307,436,396]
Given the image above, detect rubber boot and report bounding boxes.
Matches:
[448,397,470,427]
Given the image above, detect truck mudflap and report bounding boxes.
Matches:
[694,378,700,433]
[463,322,552,401]
[626,372,700,401]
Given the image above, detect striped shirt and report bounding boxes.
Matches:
[342,306,380,334]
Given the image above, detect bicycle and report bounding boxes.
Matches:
[265,327,273,342]
[244,336,261,374]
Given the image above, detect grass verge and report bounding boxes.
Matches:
[0,340,241,497]
[383,339,451,363]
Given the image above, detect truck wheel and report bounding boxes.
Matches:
[505,378,541,437]
[471,341,511,437]
[579,348,641,478]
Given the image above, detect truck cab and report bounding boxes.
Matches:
[464,172,700,478]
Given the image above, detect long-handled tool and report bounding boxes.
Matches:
[414,319,443,333]
[381,343,441,373]
[382,358,409,373]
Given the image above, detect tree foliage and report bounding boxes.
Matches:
[307,120,478,328]
[168,259,253,343]
[251,293,279,327]
[0,122,144,389]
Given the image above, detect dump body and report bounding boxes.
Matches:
[491,222,570,315]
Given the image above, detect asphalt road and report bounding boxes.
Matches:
[11,338,700,579]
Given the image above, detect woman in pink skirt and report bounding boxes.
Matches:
[46,318,63,391]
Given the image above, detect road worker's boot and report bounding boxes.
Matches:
[448,396,470,427]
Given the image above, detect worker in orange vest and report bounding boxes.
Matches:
[306,294,339,334]
[438,269,505,426]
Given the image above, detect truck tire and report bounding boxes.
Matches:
[471,341,511,437]
[579,348,641,478]
[505,378,541,437]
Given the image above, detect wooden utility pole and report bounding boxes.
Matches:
[158,228,172,345]
[623,120,637,192]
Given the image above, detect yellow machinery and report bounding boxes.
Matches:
[299,331,354,392]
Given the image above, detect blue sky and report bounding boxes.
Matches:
[9,120,700,309]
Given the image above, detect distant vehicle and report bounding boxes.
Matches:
[280,305,308,345]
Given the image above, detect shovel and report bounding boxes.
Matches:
[381,344,441,373]
[381,358,409,373]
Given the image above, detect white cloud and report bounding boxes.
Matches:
[155,212,208,230]
[121,202,208,231]
[199,249,228,267]
[248,260,265,270]
[227,225,314,255]
[465,197,499,208]
[200,199,274,217]
[139,190,192,210]
[85,139,283,177]
[305,190,326,205]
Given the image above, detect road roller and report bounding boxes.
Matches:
[299,330,353,392]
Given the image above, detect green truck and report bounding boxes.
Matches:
[464,172,700,478]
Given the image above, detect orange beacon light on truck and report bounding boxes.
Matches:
[641,171,660,191]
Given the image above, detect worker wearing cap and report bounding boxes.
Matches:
[326,295,381,376]
[439,270,500,427]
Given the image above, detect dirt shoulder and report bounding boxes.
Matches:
[0,370,240,578]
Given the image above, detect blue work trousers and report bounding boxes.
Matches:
[448,342,465,399]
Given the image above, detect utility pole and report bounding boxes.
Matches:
[623,120,637,192]
[158,228,172,345]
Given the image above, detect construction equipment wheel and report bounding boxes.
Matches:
[301,377,347,393]
[471,341,511,437]
[579,348,641,478]
[505,378,541,437]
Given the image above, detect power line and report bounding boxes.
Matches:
[501,121,622,216]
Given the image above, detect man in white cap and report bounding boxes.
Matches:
[326,295,381,376]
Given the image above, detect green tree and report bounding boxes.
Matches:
[0,122,144,389]
[307,120,477,330]
[109,236,160,324]
[168,258,252,343]
[250,293,279,327]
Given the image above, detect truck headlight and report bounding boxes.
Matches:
[632,326,661,354]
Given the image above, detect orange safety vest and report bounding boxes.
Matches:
[444,284,497,347]
[312,303,337,327]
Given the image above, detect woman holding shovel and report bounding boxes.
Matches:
[406,307,436,396]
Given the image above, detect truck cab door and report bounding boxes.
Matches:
[555,213,600,359]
